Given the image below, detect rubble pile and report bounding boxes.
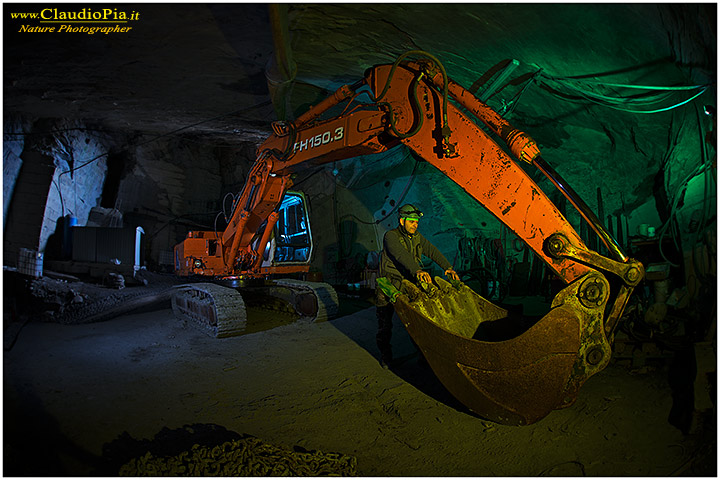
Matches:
[6,270,177,325]
[108,425,358,477]
[118,436,358,476]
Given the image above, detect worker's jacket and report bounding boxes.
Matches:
[379,227,452,291]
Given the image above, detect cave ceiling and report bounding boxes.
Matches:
[4,3,717,215]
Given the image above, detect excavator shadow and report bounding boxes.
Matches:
[329,306,473,416]
[329,286,553,422]
[384,350,477,417]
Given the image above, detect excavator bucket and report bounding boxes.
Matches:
[384,275,612,425]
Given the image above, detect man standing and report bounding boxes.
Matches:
[376,204,460,368]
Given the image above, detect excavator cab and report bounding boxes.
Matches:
[268,191,313,265]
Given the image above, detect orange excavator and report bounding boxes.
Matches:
[173,50,644,425]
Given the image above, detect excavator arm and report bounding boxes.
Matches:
[260,57,641,284]
[176,51,644,424]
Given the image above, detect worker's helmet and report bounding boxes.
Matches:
[398,204,423,221]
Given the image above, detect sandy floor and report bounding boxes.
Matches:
[3,295,716,476]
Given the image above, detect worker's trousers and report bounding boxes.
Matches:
[375,304,395,362]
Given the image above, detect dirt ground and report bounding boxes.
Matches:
[3,277,717,476]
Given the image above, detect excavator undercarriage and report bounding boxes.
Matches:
[171,279,339,338]
[172,189,340,337]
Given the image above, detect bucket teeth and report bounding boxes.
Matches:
[434,276,452,292]
[400,279,422,301]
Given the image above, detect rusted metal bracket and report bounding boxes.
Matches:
[545,233,644,287]
[544,233,645,337]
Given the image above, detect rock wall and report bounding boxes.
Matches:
[3,116,29,231]
[2,119,260,271]
[3,117,110,266]
[115,137,255,269]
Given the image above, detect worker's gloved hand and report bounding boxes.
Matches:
[416,270,432,284]
[445,269,460,281]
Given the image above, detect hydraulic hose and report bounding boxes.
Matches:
[533,156,628,263]
[379,72,426,138]
[370,50,451,134]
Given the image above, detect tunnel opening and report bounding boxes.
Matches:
[100,152,126,209]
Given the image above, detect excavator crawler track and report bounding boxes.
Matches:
[272,279,339,322]
[171,283,247,338]
[171,280,339,338]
